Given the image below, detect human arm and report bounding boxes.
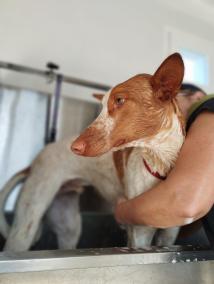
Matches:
[115,112,214,228]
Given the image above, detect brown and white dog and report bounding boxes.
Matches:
[0,53,185,251]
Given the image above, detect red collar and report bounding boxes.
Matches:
[143,159,166,180]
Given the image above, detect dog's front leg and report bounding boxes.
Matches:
[127,225,156,248]
[155,227,180,246]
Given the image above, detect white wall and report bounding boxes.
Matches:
[0,0,214,102]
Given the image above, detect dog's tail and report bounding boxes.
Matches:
[0,167,30,238]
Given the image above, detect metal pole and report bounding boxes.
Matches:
[0,61,111,91]
[62,75,111,91]
[48,74,63,143]
[44,96,51,144]
[0,61,49,78]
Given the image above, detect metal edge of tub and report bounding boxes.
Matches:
[0,246,213,274]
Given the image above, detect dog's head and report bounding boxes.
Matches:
[71,53,185,157]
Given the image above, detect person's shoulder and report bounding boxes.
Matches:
[186,95,214,131]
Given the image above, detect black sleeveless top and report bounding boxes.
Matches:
[186,95,214,246]
[187,95,214,131]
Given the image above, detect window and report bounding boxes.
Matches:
[180,49,209,86]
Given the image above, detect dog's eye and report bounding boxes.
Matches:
[115,97,125,106]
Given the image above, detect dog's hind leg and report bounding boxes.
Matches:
[0,167,30,238]
[3,171,65,252]
[46,191,82,249]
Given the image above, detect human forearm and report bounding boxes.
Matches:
[115,181,197,228]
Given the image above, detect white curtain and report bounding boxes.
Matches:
[0,86,98,210]
[0,86,47,209]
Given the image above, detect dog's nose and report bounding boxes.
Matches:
[71,140,86,155]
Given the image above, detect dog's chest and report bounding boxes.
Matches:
[123,149,159,199]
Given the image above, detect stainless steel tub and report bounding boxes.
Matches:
[0,246,213,283]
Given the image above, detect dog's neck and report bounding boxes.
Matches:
[143,115,184,176]
[123,114,184,177]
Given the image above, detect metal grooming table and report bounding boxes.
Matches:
[0,246,213,283]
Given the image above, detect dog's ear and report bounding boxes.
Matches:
[151,53,184,101]
[93,93,104,101]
